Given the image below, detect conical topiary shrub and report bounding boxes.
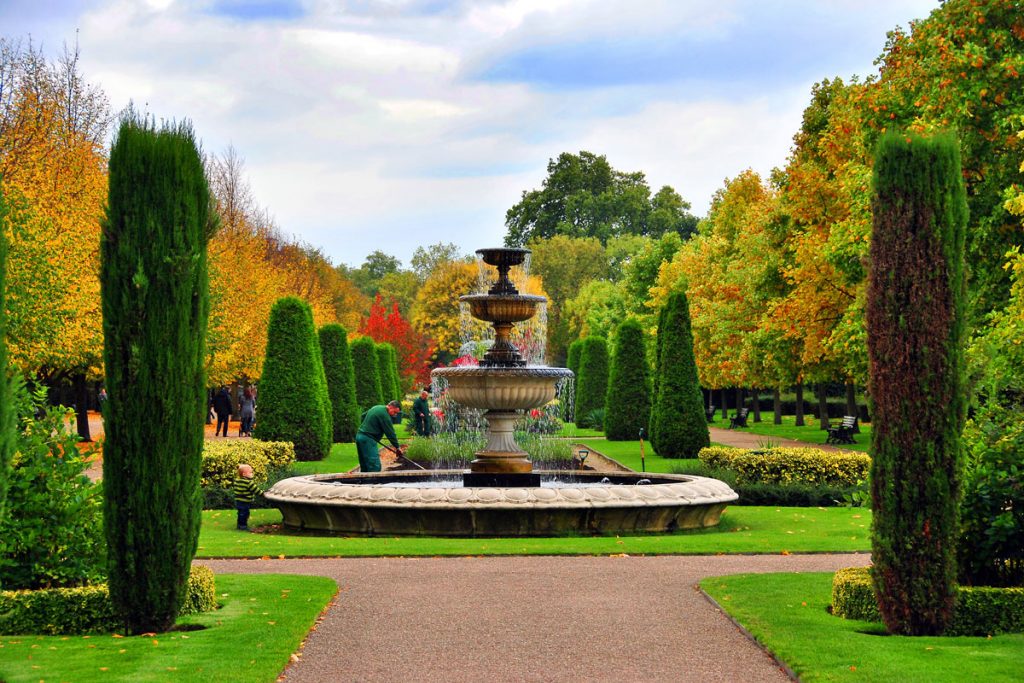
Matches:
[650,290,708,457]
[649,304,668,453]
[604,319,652,441]
[376,342,401,402]
[253,297,332,461]
[867,131,967,636]
[319,324,360,443]
[566,339,583,422]
[101,116,210,634]
[350,336,382,410]
[575,336,609,430]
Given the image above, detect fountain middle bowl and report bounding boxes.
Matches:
[432,365,573,410]
[265,470,739,537]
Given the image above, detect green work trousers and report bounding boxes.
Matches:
[355,432,382,472]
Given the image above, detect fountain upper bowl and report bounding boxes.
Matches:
[432,365,572,410]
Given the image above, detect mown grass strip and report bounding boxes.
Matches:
[0,574,336,683]
[701,572,1024,682]
[196,506,872,558]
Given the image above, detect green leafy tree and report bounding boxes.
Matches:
[604,319,652,440]
[867,131,967,636]
[101,115,210,634]
[253,297,332,461]
[504,151,697,246]
[0,187,11,524]
[350,336,382,410]
[574,336,609,429]
[650,291,709,458]
[319,324,360,443]
[340,250,402,298]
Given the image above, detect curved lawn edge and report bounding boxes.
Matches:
[196,506,872,558]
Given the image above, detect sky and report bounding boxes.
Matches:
[3,0,940,268]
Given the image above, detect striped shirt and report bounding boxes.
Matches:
[233,475,260,504]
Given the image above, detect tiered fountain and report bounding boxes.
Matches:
[266,247,737,536]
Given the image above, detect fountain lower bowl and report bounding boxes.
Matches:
[432,366,573,410]
[265,471,738,537]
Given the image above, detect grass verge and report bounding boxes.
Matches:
[196,506,871,558]
[0,573,336,683]
[580,439,701,473]
[701,572,1023,682]
[290,442,360,475]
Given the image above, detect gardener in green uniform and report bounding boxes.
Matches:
[412,388,432,437]
[356,400,405,472]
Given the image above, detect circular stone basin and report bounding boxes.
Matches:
[265,471,738,537]
[431,366,573,410]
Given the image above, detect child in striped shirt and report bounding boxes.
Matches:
[233,463,260,531]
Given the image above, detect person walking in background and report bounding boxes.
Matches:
[412,387,432,437]
[239,386,256,437]
[212,385,233,437]
[355,400,405,472]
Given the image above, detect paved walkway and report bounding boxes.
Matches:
[708,426,847,452]
[202,553,869,682]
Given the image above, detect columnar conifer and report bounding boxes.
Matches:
[604,319,652,440]
[253,297,332,461]
[575,336,609,428]
[650,291,708,457]
[375,342,399,401]
[867,131,967,636]
[350,336,382,410]
[566,339,583,421]
[319,324,360,442]
[101,116,210,633]
[649,304,668,453]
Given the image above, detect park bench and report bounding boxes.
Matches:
[728,407,749,429]
[826,415,858,444]
[705,405,716,423]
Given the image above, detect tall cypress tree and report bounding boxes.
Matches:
[649,304,668,453]
[650,291,708,458]
[253,297,332,461]
[604,319,652,441]
[574,336,609,428]
[101,116,210,634]
[319,324,360,443]
[375,343,397,401]
[867,131,967,636]
[350,336,382,410]
[0,188,13,534]
[565,339,583,422]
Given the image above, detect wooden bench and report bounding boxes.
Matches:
[826,415,858,444]
[728,407,749,429]
[705,405,716,423]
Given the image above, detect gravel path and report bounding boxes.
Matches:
[202,553,869,682]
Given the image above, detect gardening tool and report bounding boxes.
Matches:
[389,445,426,470]
[638,427,646,473]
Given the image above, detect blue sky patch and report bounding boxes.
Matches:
[207,0,305,21]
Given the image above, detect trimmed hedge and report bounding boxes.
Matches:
[253,297,332,461]
[0,566,217,635]
[574,336,609,428]
[699,446,870,487]
[604,319,652,441]
[650,291,708,458]
[831,567,1024,636]
[201,440,295,490]
[319,324,360,443]
[350,336,383,410]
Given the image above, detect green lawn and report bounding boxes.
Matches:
[579,439,701,473]
[727,415,872,453]
[290,442,360,475]
[0,574,336,683]
[196,505,871,557]
[701,572,1023,682]
[556,423,605,438]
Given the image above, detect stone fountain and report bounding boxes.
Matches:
[265,247,738,536]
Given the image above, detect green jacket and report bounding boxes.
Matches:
[358,405,400,449]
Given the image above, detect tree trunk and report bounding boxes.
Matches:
[773,387,782,424]
[720,389,728,420]
[74,372,92,442]
[735,386,743,415]
[751,388,762,422]
[795,382,805,426]
[818,382,830,430]
[845,381,860,432]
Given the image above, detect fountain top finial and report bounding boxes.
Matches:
[476,247,529,295]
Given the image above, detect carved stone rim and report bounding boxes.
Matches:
[432,366,574,378]
[265,471,739,509]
